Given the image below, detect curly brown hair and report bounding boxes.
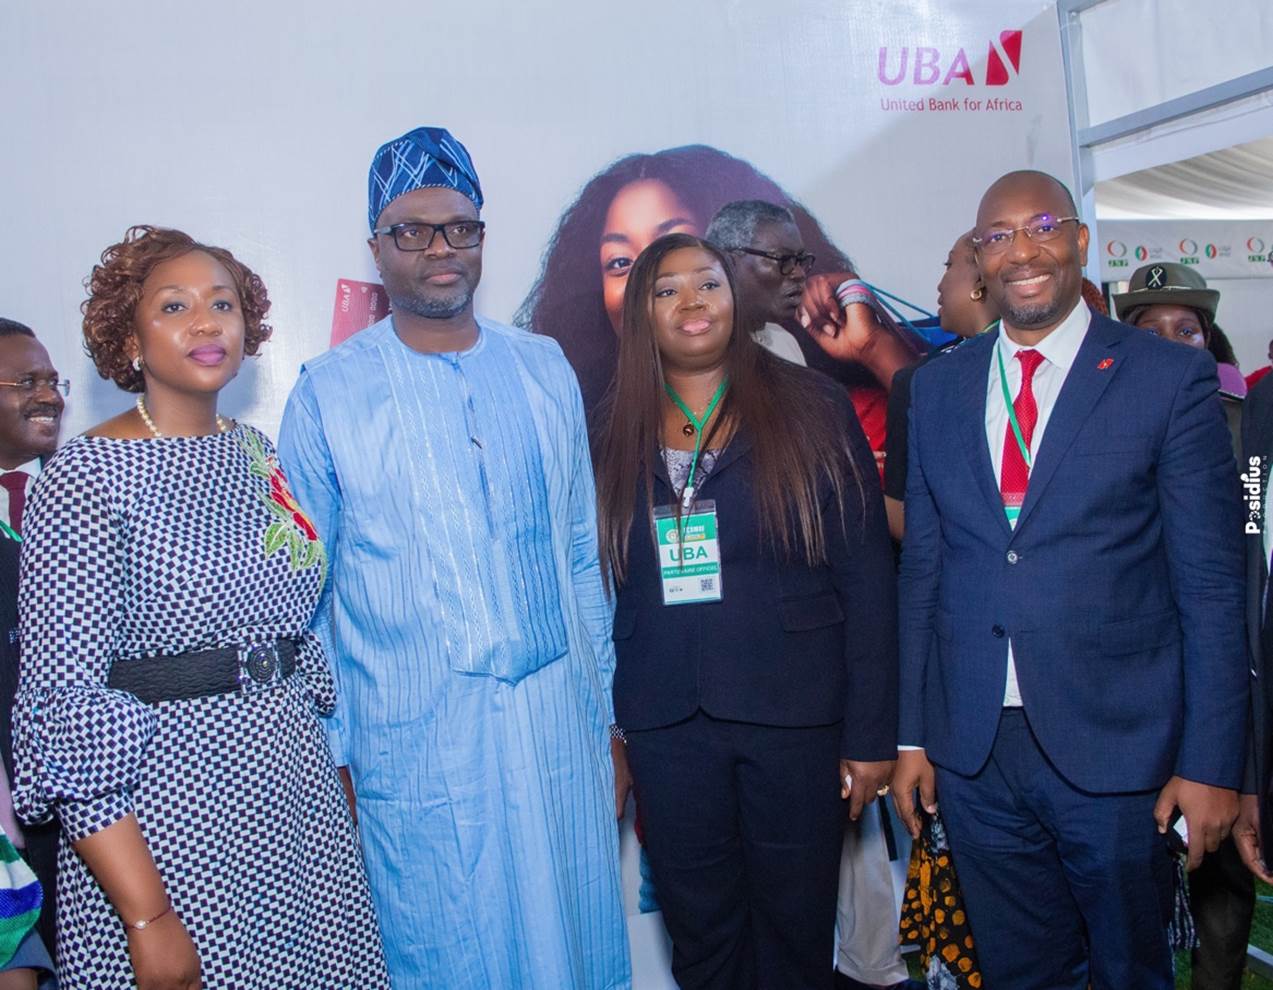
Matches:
[82,225,272,393]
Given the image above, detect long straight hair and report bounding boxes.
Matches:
[594,233,865,589]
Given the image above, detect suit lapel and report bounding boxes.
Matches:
[1012,315,1125,535]
[960,332,1014,540]
[700,428,753,485]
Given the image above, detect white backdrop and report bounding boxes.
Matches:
[2,0,1075,437]
[1,2,1076,983]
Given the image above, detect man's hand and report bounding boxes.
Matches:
[1233,793,1273,883]
[127,911,202,990]
[891,749,938,840]
[841,758,896,823]
[337,766,357,827]
[1154,775,1239,870]
[611,736,633,820]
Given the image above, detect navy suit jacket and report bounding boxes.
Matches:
[611,373,899,761]
[899,311,1247,793]
[1242,375,1272,826]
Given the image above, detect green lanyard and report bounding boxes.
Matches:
[0,520,19,544]
[995,342,1032,470]
[664,377,728,510]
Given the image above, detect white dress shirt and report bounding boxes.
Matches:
[986,302,1091,705]
[753,324,808,366]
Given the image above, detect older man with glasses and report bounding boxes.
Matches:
[705,199,814,366]
[278,126,629,990]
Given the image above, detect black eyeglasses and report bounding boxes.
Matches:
[0,378,69,397]
[732,247,816,276]
[372,220,486,252]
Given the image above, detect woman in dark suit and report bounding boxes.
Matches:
[593,233,897,990]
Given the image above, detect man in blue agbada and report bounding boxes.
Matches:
[278,126,631,989]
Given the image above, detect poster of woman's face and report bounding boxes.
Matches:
[514,143,905,414]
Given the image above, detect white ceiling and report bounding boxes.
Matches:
[1096,136,1273,220]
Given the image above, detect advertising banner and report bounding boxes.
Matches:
[1099,220,1273,282]
[2,0,1075,440]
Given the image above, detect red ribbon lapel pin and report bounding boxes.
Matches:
[1097,358,1114,371]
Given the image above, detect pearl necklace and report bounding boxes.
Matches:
[136,396,230,438]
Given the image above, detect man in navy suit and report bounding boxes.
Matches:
[892,171,1247,988]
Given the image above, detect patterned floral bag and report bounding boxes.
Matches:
[899,811,982,989]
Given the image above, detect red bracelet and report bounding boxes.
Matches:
[126,898,173,932]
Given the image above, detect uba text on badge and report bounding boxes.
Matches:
[654,501,723,606]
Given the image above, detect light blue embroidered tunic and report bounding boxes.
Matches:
[278,317,629,989]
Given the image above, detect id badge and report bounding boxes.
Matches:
[653,500,723,606]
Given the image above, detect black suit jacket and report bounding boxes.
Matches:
[1242,375,1273,845]
[0,536,19,779]
[611,371,898,760]
[0,533,58,952]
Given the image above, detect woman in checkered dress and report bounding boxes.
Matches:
[11,228,389,989]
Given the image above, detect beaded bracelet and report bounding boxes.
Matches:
[835,278,875,308]
[126,898,173,932]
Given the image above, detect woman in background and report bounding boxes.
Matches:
[1114,262,1245,394]
[13,226,388,990]
[877,230,989,990]
[882,230,999,540]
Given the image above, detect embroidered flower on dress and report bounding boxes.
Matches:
[238,429,327,583]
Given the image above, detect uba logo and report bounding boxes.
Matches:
[878,30,1023,86]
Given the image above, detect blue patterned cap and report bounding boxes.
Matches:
[367,126,483,230]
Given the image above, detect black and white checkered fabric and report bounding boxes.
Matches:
[12,427,388,989]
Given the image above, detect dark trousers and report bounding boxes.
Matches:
[935,709,1174,990]
[1190,836,1255,990]
[625,711,844,990]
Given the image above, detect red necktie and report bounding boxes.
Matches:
[1000,349,1045,518]
[0,472,28,535]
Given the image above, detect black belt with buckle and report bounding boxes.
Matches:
[107,639,298,705]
